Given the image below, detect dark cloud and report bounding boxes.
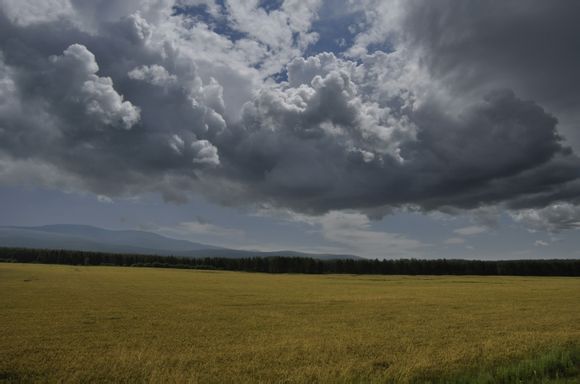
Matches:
[0,6,225,201]
[0,1,579,220]
[401,0,580,147]
[213,85,579,213]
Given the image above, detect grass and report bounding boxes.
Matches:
[1,263,579,383]
[429,345,580,383]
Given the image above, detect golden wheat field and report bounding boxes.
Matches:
[1,263,579,383]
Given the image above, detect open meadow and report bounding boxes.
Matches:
[1,263,579,383]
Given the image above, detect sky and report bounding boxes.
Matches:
[1,0,580,259]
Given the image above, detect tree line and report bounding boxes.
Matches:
[1,247,579,276]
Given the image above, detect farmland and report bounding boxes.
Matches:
[1,263,579,383]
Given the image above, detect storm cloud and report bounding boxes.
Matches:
[400,0,580,149]
[0,0,579,222]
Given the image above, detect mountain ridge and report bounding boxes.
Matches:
[0,224,362,260]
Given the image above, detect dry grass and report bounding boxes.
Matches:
[1,263,579,383]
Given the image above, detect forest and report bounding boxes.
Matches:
[1,247,579,276]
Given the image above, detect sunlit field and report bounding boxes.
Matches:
[1,263,579,383]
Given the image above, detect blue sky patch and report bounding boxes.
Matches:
[306,9,366,56]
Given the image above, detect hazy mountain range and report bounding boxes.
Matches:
[0,225,360,260]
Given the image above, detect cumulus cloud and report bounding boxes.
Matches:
[0,0,74,26]
[191,139,220,166]
[0,0,579,231]
[128,64,176,86]
[52,44,141,129]
[511,203,580,232]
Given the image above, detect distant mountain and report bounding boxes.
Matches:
[0,224,361,260]
[171,249,360,260]
[0,225,222,256]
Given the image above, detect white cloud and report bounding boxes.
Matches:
[97,195,113,203]
[177,221,243,238]
[81,76,141,129]
[191,140,220,166]
[345,0,405,57]
[128,64,176,86]
[51,44,141,129]
[288,210,426,258]
[0,0,74,26]
[453,226,488,236]
[511,203,580,232]
[0,54,18,114]
[156,220,244,241]
[224,0,321,75]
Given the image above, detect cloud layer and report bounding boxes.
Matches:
[1,0,579,227]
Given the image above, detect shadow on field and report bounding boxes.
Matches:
[423,344,580,384]
[0,371,31,383]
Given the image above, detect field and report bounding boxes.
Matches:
[1,263,579,383]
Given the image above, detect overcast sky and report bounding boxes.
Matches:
[1,0,579,259]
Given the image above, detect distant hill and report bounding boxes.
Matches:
[0,225,361,260]
[171,248,360,260]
